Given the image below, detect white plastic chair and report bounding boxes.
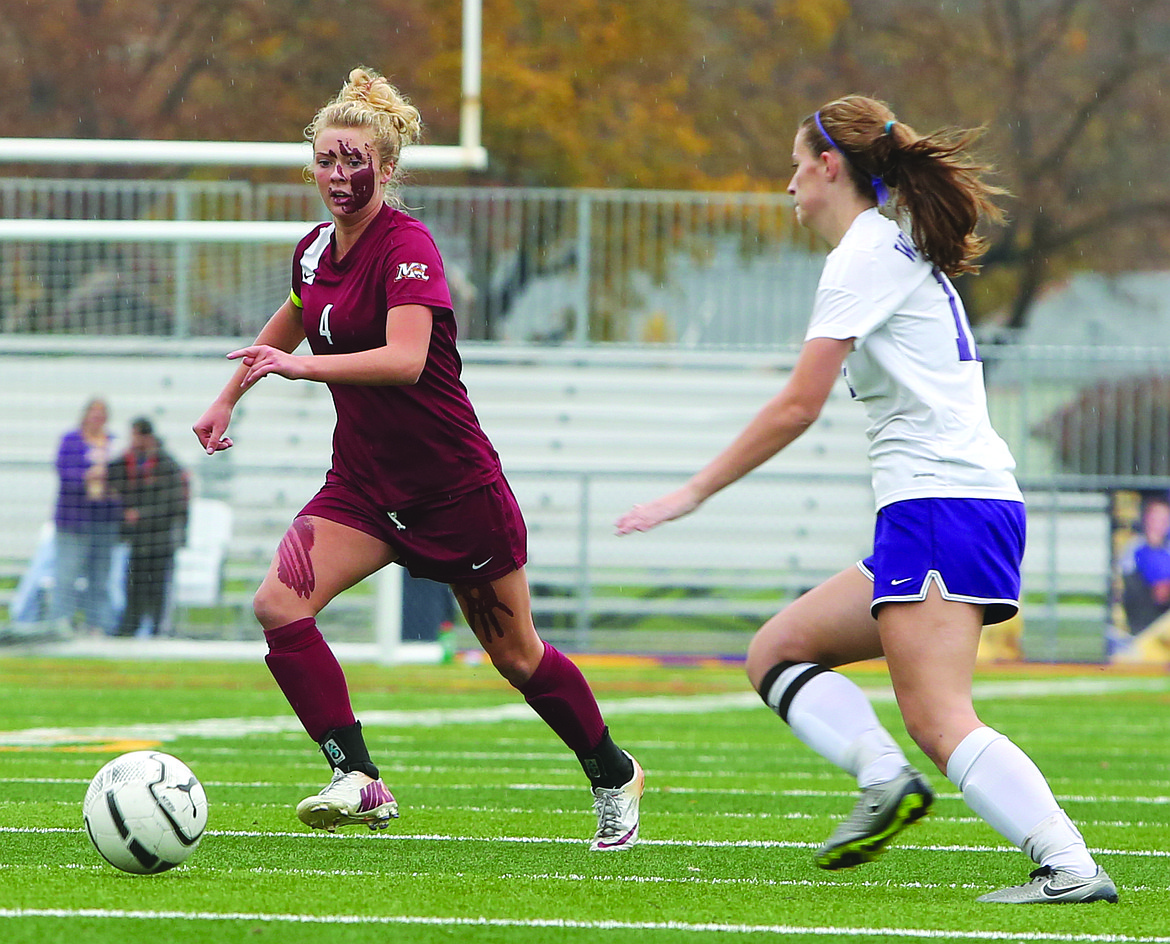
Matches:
[173,499,233,607]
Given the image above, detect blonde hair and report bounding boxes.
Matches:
[79,396,108,424]
[805,95,1006,276]
[304,67,423,205]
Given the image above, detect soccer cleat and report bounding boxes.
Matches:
[814,765,933,870]
[590,751,644,851]
[295,769,399,832]
[976,866,1119,904]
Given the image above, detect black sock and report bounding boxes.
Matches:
[575,727,634,788]
[319,721,380,779]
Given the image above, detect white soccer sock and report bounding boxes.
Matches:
[946,726,1097,877]
[763,663,907,787]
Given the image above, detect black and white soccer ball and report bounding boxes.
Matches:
[83,750,208,874]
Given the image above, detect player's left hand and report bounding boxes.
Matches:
[228,344,307,388]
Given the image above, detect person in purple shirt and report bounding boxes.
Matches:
[1122,494,1170,633]
[193,66,642,851]
[53,396,122,633]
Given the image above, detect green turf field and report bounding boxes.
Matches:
[0,655,1166,943]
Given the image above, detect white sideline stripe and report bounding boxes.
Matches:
[0,692,750,746]
[6,798,1170,831]
[3,863,1162,896]
[6,777,1170,809]
[0,862,1163,896]
[0,677,1165,747]
[0,825,1163,860]
[0,909,1163,941]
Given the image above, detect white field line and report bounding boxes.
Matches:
[1,682,1162,940]
[55,743,1170,771]
[7,796,1166,830]
[0,677,1166,748]
[2,862,1165,896]
[0,825,1164,860]
[0,908,1166,941]
[6,775,1170,809]
[3,798,1168,833]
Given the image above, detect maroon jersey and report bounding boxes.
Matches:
[291,204,501,509]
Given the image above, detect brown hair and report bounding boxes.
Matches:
[304,67,423,206]
[804,95,1006,276]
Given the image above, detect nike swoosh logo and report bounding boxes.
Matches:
[471,557,493,570]
[1042,880,1092,898]
[891,577,914,586]
[597,825,638,848]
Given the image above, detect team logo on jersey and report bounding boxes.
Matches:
[395,262,430,281]
[893,231,918,262]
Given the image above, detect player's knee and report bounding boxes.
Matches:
[488,642,545,687]
[496,661,530,688]
[251,590,277,629]
[252,582,298,630]
[745,622,806,690]
[900,708,972,769]
[902,718,942,765]
[497,653,540,687]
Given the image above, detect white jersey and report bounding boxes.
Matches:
[804,208,1022,510]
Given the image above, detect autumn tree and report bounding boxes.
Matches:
[402,0,710,189]
[684,0,851,190]
[0,0,435,173]
[6,1,1165,335]
[835,0,1170,328]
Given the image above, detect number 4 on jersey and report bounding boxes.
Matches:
[319,303,334,345]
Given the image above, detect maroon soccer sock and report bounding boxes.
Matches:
[518,643,604,751]
[518,644,633,787]
[263,617,356,743]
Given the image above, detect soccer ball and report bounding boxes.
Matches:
[83,750,208,874]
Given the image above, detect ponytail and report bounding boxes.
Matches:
[808,96,1006,276]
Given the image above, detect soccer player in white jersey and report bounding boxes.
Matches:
[617,95,1116,904]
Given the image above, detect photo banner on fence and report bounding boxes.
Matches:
[1107,487,1170,663]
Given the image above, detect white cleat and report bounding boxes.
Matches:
[295,769,399,832]
[590,752,643,851]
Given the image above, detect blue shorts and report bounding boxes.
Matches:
[858,497,1025,625]
[299,473,528,585]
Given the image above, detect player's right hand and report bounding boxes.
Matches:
[614,486,702,535]
[193,403,235,455]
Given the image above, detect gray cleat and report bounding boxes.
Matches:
[977,866,1118,904]
[814,766,933,870]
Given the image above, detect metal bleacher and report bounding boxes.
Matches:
[0,342,1112,656]
[0,344,871,624]
[465,353,876,628]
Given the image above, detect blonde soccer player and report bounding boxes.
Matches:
[195,67,642,851]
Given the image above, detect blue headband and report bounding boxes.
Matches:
[813,110,890,206]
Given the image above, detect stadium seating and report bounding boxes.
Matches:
[0,344,1110,653]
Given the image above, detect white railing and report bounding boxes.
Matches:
[0,180,810,345]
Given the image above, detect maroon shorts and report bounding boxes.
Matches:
[298,474,528,585]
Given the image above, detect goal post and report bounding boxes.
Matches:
[0,139,487,171]
[0,1,485,663]
[0,0,485,173]
[0,220,319,241]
